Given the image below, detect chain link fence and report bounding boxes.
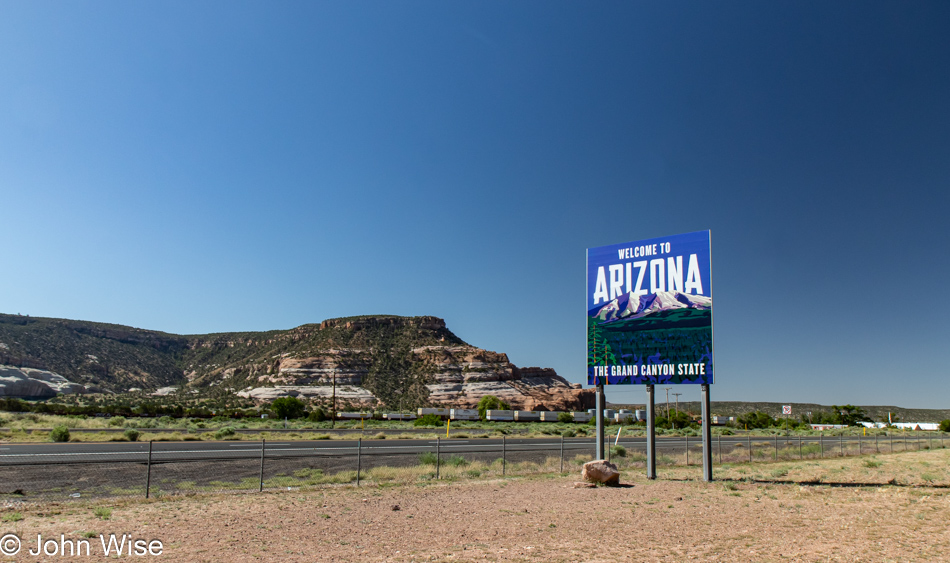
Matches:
[1,432,945,506]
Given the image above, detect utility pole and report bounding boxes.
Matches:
[331,370,336,429]
[672,392,682,429]
[664,387,672,423]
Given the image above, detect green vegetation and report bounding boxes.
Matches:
[214,426,236,440]
[123,428,140,441]
[1,512,23,523]
[446,454,469,467]
[939,420,950,433]
[557,412,574,423]
[414,414,442,427]
[270,397,306,420]
[477,395,511,420]
[93,507,112,520]
[50,424,69,442]
[418,451,438,465]
[609,444,627,457]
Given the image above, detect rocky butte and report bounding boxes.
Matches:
[0,313,594,411]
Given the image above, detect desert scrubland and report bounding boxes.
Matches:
[2,448,950,562]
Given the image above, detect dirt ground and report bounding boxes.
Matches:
[3,449,950,562]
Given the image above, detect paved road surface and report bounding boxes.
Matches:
[1,434,933,465]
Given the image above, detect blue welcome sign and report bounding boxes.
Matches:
[587,230,714,385]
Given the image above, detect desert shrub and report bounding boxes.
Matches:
[50,425,70,442]
[270,397,306,420]
[557,412,574,423]
[93,507,111,520]
[561,429,576,438]
[108,416,126,427]
[446,455,469,467]
[939,420,950,433]
[609,445,627,457]
[737,411,776,429]
[418,451,438,466]
[414,414,442,427]
[477,395,511,420]
[214,426,236,440]
[123,429,140,442]
[307,408,327,422]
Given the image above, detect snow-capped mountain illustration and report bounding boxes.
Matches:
[589,291,711,323]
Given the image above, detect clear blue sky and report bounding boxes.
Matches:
[2,2,948,408]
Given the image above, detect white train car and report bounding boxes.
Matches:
[486,409,514,421]
[417,408,451,419]
[336,412,372,420]
[450,409,479,421]
[572,411,592,423]
[539,411,566,422]
[514,411,541,422]
[383,413,417,420]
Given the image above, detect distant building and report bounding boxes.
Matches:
[892,422,940,431]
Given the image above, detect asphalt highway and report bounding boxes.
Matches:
[1,434,934,465]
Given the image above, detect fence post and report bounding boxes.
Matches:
[773,434,777,461]
[748,434,752,463]
[799,435,802,460]
[259,439,266,492]
[436,437,440,480]
[685,434,689,466]
[502,436,506,476]
[357,438,362,486]
[718,434,721,465]
[890,432,893,453]
[820,432,823,458]
[145,440,153,499]
[839,433,843,457]
[876,433,879,453]
[560,435,564,474]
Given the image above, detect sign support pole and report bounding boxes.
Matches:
[701,383,713,482]
[646,384,656,479]
[595,384,605,460]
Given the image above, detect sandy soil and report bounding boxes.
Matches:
[2,449,950,562]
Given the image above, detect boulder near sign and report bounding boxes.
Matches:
[587,230,714,385]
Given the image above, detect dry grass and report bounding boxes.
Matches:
[2,448,949,562]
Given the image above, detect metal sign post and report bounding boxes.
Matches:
[595,384,605,459]
[701,384,712,482]
[646,384,656,479]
